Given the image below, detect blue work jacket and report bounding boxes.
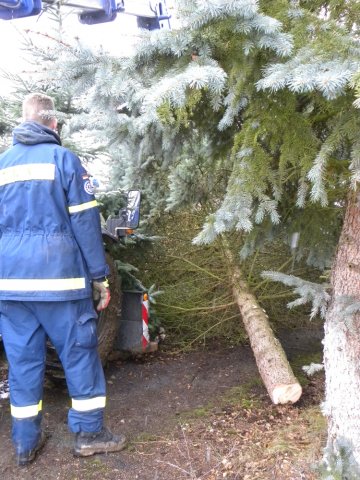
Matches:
[0,121,109,301]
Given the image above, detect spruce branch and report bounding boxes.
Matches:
[349,141,360,187]
[334,296,360,322]
[296,178,309,208]
[218,91,248,131]
[261,271,331,319]
[139,62,227,129]
[306,143,333,206]
[258,49,360,99]
[302,363,324,376]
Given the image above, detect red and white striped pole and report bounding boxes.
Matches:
[142,293,150,350]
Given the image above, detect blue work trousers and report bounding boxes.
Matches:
[0,299,106,454]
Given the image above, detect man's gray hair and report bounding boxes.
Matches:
[22,93,56,127]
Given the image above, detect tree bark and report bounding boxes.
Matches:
[323,189,360,473]
[223,244,302,404]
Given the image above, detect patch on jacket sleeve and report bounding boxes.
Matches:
[84,180,94,195]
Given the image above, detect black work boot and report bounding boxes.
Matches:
[16,432,46,467]
[74,427,126,457]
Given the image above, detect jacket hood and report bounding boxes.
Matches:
[13,121,62,146]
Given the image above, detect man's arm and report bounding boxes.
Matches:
[62,151,110,282]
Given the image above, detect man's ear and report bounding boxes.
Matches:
[50,118,58,131]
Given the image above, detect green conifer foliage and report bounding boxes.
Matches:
[20,0,357,269]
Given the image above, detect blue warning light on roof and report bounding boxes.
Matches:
[78,0,117,24]
[0,0,171,29]
[0,0,41,19]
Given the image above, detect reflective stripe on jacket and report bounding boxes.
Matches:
[0,121,109,301]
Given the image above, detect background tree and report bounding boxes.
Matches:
[4,0,312,404]
[2,0,360,474]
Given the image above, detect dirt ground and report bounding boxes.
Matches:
[0,327,325,480]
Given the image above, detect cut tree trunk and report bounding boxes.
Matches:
[323,189,360,472]
[223,244,302,405]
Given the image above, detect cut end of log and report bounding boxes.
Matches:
[272,383,302,405]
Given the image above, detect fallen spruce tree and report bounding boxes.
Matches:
[223,242,302,405]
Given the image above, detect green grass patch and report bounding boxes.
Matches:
[267,405,326,456]
[177,376,264,425]
[220,378,264,407]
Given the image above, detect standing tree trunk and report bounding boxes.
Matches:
[223,243,302,404]
[323,189,360,474]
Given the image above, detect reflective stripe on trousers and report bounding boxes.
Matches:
[72,396,106,412]
[11,400,43,419]
[0,298,106,450]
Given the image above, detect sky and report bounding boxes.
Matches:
[0,2,176,184]
[0,5,149,94]
[0,1,177,94]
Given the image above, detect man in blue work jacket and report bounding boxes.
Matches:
[0,93,126,466]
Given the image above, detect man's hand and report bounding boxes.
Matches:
[92,278,111,311]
